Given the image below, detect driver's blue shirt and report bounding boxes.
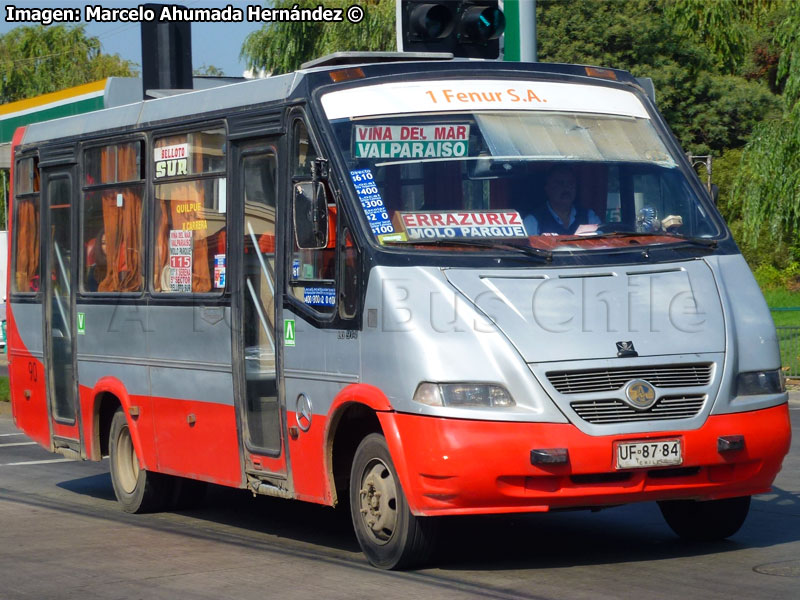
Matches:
[524,202,601,235]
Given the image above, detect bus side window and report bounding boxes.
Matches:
[82,141,145,293]
[151,128,227,294]
[11,156,41,294]
[289,119,336,315]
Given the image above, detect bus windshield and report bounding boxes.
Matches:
[323,79,723,252]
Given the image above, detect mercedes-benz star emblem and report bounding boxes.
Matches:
[296,394,313,432]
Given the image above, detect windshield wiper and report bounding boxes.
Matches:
[555,230,718,249]
[384,238,552,261]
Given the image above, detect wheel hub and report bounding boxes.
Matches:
[358,459,398,544]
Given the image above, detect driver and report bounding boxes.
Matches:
[524,166,601,235]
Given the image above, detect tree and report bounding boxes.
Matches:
[536,0,779,155]
[194,64,225,77]
[662,0,775,74]
[733,0,800,253]
[241,0,395,75]
[0,24,136,104]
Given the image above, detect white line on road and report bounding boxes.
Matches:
[0,433,24,437]
[0,442,36,447]
[0,458,74,466]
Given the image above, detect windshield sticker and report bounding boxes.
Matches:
[155,143,189,178]
[169,230,193,292]
[354,125,469,159]
[395,211,527,240]
[350,168,395,238]
[323,80,649,120]
[303,286,336,307]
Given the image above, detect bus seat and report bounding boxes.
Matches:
[85,238,97,267]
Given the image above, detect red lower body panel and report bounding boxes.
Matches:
[389,404,792,516]
[151,398,242,487]
[9,353,49,448]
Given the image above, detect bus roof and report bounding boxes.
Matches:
[18,57,643,148]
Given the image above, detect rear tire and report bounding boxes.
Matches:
[658,496,751,541]
[109,408,172,513]
[349,433,437,569]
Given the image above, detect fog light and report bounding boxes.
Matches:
[718,435,745,453]
[530,448,569,465]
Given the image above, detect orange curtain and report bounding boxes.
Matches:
[14,199,40,292]
[98,143,143,292]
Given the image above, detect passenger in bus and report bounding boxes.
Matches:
[523,166,601,235]
[86,230,107,292]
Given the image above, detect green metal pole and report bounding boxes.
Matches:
[503,0,536,62]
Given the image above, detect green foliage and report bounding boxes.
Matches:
[662,0,775,73]
[0,376,8,403]
[241,0,396,76]
[734,105,800,247]
[194,64,225,77]
[536,0,779,155]
[0,25,136,104]
[774,0,800,110]
[754,262,800,290]
[711,148,744,222]
[730,1,800,258]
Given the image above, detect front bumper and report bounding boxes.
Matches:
[384,404,791,516]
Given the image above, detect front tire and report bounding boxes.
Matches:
[349,433,437,569]
[658,496,751,541]
[109,408,172,513]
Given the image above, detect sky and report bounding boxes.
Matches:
[1,1,271,77]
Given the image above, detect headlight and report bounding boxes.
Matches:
[413,382,515,408]
[736,369,785,395]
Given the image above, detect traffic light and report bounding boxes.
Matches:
[397,1,506,59]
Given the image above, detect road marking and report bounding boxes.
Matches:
[0,433,24,437]
[0,442,36,447]
[0,458,74,466]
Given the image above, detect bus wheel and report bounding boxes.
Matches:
[349,433,437,569]
[109,408,171,513]
[658,496,751,541]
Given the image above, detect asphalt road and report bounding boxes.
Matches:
[0,399,798,600]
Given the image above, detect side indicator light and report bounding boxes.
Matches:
[585,66,618,80]
[329,67,365,83]
[531,448,570,465]
[718,435,745,453]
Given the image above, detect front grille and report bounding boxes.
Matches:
[570,395,706,424]
[547,364,712,394]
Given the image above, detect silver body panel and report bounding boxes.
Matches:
[283,308,360,419]
[73,303,233,405]
[355,254,785,432]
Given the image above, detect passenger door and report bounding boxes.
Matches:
[232,138,288,479]
[42,167,81,453]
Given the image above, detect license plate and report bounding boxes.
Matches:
[615,439,682,469]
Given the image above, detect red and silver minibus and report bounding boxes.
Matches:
[8,54,791,569]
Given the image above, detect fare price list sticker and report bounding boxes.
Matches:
[350,169,394,238]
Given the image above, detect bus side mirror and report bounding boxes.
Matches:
[710,183,719,205]
[294,181,329,249]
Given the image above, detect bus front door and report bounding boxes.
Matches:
[233,140,288,480]
[42,166,81,454]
